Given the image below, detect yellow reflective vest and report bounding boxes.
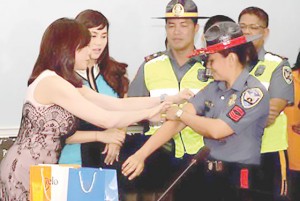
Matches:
[144,54,208,158]
[250,52,288,153]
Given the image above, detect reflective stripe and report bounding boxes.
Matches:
[149,88,178,97]
[190,88,201,94]
[149,88,200,98]
[261,82,270,90]
[279,151,288,196]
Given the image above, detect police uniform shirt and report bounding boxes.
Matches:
[249,47,294,103]
[189,69,270,165]
[127,50,202,97]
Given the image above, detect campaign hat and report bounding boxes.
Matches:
[155,0,209,19]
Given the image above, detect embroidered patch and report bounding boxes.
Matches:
[227,105,245,122]
[241,88,263,109]
[228,94,237,106]
[282,66,293,84]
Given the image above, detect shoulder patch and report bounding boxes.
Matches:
[282,66,293,84]
[241,88,264,109]
[227,105,245,122]
[265,52,287,62]
[144,51,165,62]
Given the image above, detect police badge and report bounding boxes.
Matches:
[172,3,184,17]
[241,88,263,109]
[228,94,237,106]
[282,66,293,84]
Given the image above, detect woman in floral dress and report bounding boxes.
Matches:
[0,17,192,201]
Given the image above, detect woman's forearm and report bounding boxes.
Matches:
[65,130,98,144]
[65,128,126,146]
[81,87,161,111]
[81,86,192,111]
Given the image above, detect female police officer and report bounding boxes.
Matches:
[122,21,270,201]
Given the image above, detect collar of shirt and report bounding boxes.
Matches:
[217,68,250,92]
[76,64,100,80]
[257,47,266,61]
[165,49,202,67]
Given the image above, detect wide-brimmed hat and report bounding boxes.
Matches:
[155,0,209,19]
[189,21,261,57]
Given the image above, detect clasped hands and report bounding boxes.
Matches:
[149,89,194,123]
[122,90,193,180]
[122,105,183,180]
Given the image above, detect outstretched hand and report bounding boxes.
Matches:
[97,128,125,146]
[102,143,122,165]
[122,152,145,180]
[147,101,171,122]
[169,88,194,104]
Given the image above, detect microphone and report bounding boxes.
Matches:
[156,146,210,201]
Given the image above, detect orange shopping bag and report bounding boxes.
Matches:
[30,165,52,201]
[30,164,79,201]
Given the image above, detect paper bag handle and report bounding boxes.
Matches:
[40,168,51,201]
[79,171,97,193]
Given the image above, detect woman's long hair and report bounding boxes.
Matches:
[28,18,91,87]
[75,9,129,97]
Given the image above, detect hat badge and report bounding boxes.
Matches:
[219,35,230,45]
[172,3,185,17]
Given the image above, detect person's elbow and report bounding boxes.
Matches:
[208,129,224,139]
[96,119,118,129]
[207,121,233,139]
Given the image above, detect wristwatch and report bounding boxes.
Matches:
[175,109,183,119]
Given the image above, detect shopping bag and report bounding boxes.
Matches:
[104,168,119,201]
[30,164,77,201]
[67,167,119,201]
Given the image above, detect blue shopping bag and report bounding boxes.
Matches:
[67,167,118,201]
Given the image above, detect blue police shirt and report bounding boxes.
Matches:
[189,69,269,165]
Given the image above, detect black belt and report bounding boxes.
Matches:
[205,160,258,172]
[205,160,260,190]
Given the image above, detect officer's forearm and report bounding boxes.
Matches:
[266,98,287,127]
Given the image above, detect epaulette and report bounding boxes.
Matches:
[144,51,165,62]
[265,51,288,61]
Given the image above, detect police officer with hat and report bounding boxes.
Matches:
[122,0,209,200]
[123,21,270,201]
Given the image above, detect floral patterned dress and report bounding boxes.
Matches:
[0,70,77,201]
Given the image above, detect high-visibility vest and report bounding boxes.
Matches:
[144,54,208,158]
[250,52,288,153]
